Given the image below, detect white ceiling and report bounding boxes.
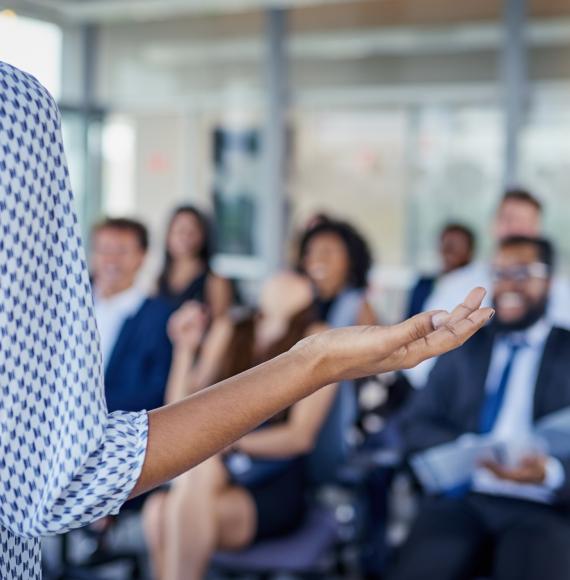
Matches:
[3,0,362,23]
[137,18,570,67]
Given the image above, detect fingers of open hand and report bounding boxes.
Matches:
[390,287,488,355]
[431,307,494,351]
[400,306,494,368]
[390,311,446,351]
[427,287,493,355]
[448,287,487,322]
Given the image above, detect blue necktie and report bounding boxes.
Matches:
[479,339,526,434]
[446,339,526,498]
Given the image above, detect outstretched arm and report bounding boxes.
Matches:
[130,287,493,497]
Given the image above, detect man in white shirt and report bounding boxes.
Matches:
[390,236,570,580]
[408,189,570,387]
[91,218,173,413]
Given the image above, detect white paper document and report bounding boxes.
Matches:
[411,435,504,494]
[535,406,570,457]
[411,406,570,494]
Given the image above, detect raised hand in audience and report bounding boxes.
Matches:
[168,301,210,353]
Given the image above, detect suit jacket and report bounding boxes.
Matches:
[406,275,437,319]
[399,324,570,507]
[104,298,173,413]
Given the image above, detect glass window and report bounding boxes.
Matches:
[408,105,503,271]
[61,112,104,243]
[101,114,137,217]
[520,100,570,275]
[290,104,503,321]
[0,12,62,99]
[291,109,409,266]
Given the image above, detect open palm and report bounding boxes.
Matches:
[295,287,493,383]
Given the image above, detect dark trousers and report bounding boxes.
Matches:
[388,493,570,580]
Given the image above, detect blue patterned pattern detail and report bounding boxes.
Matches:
[0,61,149,579]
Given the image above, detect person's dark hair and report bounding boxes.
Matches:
[501,189,543,214]
[499,236,555,275]
[441,222,476,252]
[92,217,149,252]
[298,220,372,289]
[158,205,212,294]
[220,305,317,382]
[304,212,333,231]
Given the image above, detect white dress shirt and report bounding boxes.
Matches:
[94,285,147,369]
[471,318,566,503]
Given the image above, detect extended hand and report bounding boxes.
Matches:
[295,287,494,383]
[481,455,547,485]
[131,288,494,499]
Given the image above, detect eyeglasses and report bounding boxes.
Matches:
[491,262,550,283]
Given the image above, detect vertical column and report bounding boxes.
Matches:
[80,24,103,243]
[502,0,529,188]
[260,8,289,275]
[82,24,98,109]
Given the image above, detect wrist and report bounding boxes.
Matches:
[289,333,333,386]
[173,346,196,364]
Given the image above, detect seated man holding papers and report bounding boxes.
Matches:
[390,236,570,580]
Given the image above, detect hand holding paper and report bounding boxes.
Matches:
[480,455,548,485]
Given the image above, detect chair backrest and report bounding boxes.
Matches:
[306,288,363,485]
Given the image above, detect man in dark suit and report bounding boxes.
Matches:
[390,236,570,580]
[91,218,173,413]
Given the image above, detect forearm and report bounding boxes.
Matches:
[236,424,309,459]
[164,349,197,404]
[129,345,327,498]
[191,317,233,390]
[129,291,493,498]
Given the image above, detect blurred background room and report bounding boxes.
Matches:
[2,1,570,579]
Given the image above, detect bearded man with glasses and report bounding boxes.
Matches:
[390,236,570,580]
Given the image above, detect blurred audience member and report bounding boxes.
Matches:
[158,205,235,393]
[390,237,570,580]
[409,189,570,386]
[299,219,377,326]
[300,220,393,578]
[143,272,339,580]
[407,223,475,318]
[91,218,172,413]
[288,211,332,265]
[425,190,570,326]
[157,205,233,316]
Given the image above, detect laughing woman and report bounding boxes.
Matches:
[0,60,493,579]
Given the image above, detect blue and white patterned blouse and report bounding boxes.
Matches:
[0,62,149,578]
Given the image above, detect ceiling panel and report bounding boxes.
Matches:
[4,0,570,26]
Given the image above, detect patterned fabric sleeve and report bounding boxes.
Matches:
[19,411,148,538]
[0,59,149,546]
